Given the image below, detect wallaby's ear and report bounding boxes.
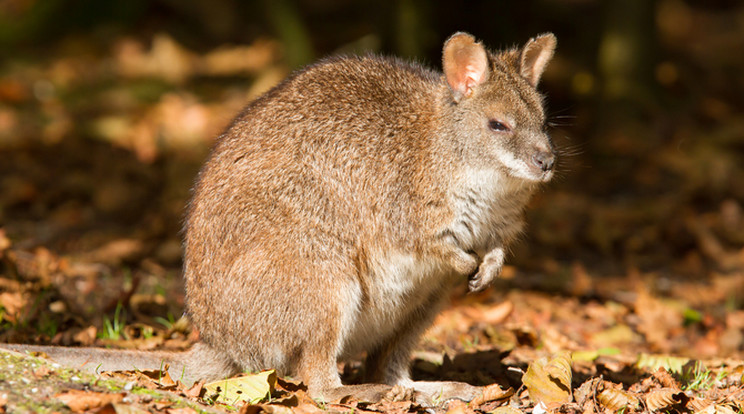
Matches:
[443,32,489,102]
[520,33,556,87]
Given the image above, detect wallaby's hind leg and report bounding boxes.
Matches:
[363,285,483,404]
[295,314,399,404]
[363,284,449,386]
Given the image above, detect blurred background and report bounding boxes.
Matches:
[1,0,743,358]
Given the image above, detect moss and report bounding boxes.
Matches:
[0,349,213,413]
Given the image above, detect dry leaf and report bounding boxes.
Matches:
[645,388,687,411]
[55,390,125,413]
[490,407,522,414]
[73,325,98,346]
[0,229,11,252]
[634,289,684,351]
[522,351,573,405]
[100,367,176,390]
[688,396,716,412]
[692,402,739,414]
[652,367,681,388]
[257,404,294,414]
[205,370,277,405]
[482,301,514,325]
[573,377,601,406]
[444,399,475,414]
[637,353,690,374]
[182,380,205,399]
[470,384,514,406]
[0,292,26,322]
[140,367,177,388]
[597,387,640,411]
[111,403,152,414]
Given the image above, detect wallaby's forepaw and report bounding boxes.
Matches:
[468,265,499,292]
[468,248,505,292]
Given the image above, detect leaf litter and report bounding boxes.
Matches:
[2,3,744,413]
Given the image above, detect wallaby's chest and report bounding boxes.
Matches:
[448,169,531,253]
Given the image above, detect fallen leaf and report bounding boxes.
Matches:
[204,370,277,405]
[571,347,620,362]
[687,396,715,412]
[482,301,514,325]
[55,390,125,413]
[0,229,11,252]
[490,407,522,414]
[276,377,307,393]
[444,399,475,414]
[589,324,640,347]
[470,383,514,406]
[81,238,144,265]
[652,367,681,388]
[645,388,687,411]
[111,403,152,413]
[257,404,294,414]
[634,289,685,351]
[73,326,98,346]
[636,354,690,374]
[164,407,200,414]
[181,380,205,399]
[100,367,176,390]
[522,351,573,405]
[694,403,740,414]
[0,291,26,322]
[573,377,601,407]
[597,386,640,411]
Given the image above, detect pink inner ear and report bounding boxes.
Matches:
[450,52,487,97]
[465,63,485,89]
[443,33,489,99]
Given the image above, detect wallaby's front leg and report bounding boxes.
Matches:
[432,232,479,275]
[468,247,505,292]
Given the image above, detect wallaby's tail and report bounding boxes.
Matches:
[0,342,239,385]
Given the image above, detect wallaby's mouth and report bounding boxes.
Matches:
[497,150,556,183]
[538,168,555,182]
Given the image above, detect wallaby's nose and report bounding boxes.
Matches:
[532,151,555,172]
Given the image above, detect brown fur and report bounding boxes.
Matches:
[1,32,557,405]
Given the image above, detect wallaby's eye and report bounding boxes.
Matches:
[488,120,510,132]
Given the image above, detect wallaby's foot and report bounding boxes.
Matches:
[410,380,483,404]
[385,384,417,402]
[310,383,432,406]
[468,247,505,292]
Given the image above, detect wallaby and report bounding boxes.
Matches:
[2,32,557,405]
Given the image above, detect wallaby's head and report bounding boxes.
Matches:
[442,32,557,183]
